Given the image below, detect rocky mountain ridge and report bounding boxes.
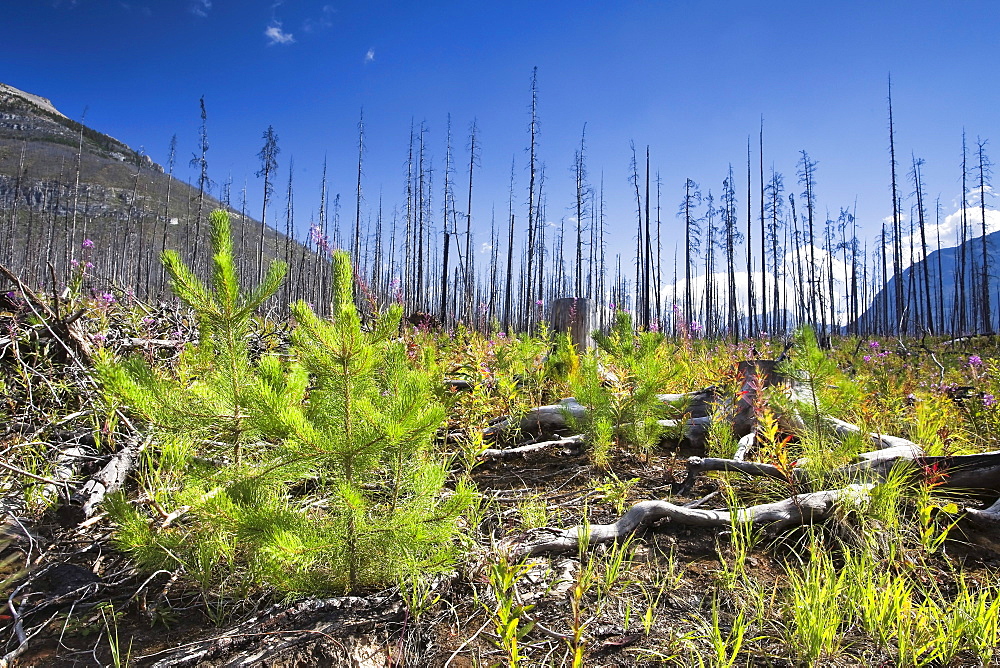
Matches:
[0,83,325,308]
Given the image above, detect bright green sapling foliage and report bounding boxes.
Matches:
[285,250,474,590]
[98,210,472,597]
[99,209,288,465]
[571,310,677,466]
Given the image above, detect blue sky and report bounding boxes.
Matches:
[4,1,999,272]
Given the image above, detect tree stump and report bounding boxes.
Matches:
[550,297,594,351]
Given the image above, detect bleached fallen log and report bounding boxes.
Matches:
[483,397,589,437]
[480,435,587,461]
[678,456,793,494]
[967,497,1000,528]
[677,444,928,496]
[822,415,924,451]
[679,445,1000,508]
[57,437,147,525]
[483,361,786,456]
[119,338,183,350]
[511,487,870,558]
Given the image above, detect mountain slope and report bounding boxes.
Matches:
[0,83,325,306]
[854,229,1000,335]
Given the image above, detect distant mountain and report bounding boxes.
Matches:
[0,83,322,305]
[853,229,1000,335]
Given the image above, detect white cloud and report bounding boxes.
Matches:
[118,2,152,15]
[480,242,492,254]
[302,4,335,32]
[670,245,856,326]
[364,48,375,63]
[265,21,295,45]
[190,0,211,17]
[896,202,1000,269]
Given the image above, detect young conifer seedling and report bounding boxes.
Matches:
[99,217,471,597]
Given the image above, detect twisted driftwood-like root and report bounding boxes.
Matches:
[510,411,1000,557]
[481,359,1000,556]
[680,446,1000,497]
[511,487,869,559]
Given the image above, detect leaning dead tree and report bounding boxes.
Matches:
[476,360,1000,558]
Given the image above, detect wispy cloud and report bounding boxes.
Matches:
[119,2,152,16]
[302,4,335,33]
[265,21,295,45]
[189,0,211,17]
[364,48,375,63]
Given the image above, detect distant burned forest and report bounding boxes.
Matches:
[1,75,996,338]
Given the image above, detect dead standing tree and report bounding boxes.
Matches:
[256,125,279,283]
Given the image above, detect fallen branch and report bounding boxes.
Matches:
[510,486,871,558]
[142,594,404,667]
[56,436,149,526]
[480,434,586,461]
[0,262,93,367]
[678,456,792,495]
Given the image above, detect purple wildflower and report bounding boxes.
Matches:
[99,292,116,305]
[82,239,94,249]
[863,355,872,362]
[869,340,880,349]
[969,355,983,367]
[984,394,996,408]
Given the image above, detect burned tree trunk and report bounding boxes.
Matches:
[550,297,594,351]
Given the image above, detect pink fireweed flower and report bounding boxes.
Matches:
[863,355,872,362]
[99,292,116,305]
[869,340,880,349]
[969,355,983,367]
[82,239,94,249]
[983,394,996,408]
